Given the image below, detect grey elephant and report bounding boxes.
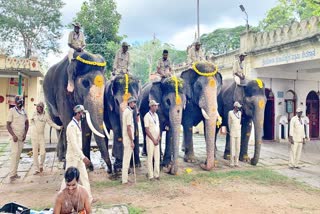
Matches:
[180,62,223,170]
[104,74,141,173]
[43,52,112,172]
[218,79,266,165]
[139,76,186,175]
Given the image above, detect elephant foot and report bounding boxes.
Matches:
[106,167,112,174]
[184,154,196,163]
[200,163,214,171]
[250,158,258,166]
[170,164,178,175]
[240,155,251,163]
[162,164,172,173]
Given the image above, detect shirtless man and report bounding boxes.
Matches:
[54,167,91,214]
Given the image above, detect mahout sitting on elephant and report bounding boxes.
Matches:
[139,76,186,175]
[104,74,141,173]
[43,52,112,172]
[217,78,266,165]
[180,62,222,170]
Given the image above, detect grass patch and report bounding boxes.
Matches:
[92,180,121,189]
[128,205,144,214]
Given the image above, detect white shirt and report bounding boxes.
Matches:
[144,111,160,140]
[66,118,85,161]
[290,115,306,142]
[30,111,61,135]
[122,107,135,141]
[228,110,242,137]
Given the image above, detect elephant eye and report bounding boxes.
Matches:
[82,79,90,88]
[166,99,171,106]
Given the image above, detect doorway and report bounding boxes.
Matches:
[263,89,275,140]
[306,91,319,139]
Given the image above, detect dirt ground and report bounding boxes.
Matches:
[1,163,320,214]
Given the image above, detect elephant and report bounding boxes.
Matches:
[138,76,186,175]
[43,52,112,172]
[104,74,141,173]
[217,78,266,165]
[180,62,223,170]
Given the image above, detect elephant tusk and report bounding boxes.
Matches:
[201,108,210,120]
[84,111,105,138]
[103,122,111,139]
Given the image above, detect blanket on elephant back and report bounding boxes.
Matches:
[192,61,217,76]
[74,52,106,76]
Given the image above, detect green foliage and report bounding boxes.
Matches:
[128,205,145,214]
[0,0,64,57]
[74,0,122,73]
[200,26,247,55]
[259,0,320,31]
[130,39,187,84]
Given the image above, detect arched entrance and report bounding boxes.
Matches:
[306,91,319,139]
[285,90,296,121]
[263,88,275,140]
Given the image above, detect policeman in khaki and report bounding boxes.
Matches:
[233,53,247,86]
[30,102,63,175]
[144,100,161,181]
[61,105,94,203]
[156,50,172,79]
[122,96,137,185]
[228,101,242,167]
[113,42,130,76]
[187,41,205,65]
[67,22,86,92]
[288,107,306,169]
[7,96,29,181]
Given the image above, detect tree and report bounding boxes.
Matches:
[259,0,320,31]
[200,26,247,55]
[74,0,122,72]
[130,39,187,84]
[0,0,64,58]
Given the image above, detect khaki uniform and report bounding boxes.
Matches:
[289,116,305,167]
[7,107,28,177]
[233,60,245,85]
[67,31,86,62]
[122,107,135,184]
[144,111,160,179]
[228,110,242,166]
[157,57,172,78]
[187,47,205,64]
[61,118,92,202]
[113,49,130,75]
[30,111,61,172]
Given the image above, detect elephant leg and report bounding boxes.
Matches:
[162,130,172,166]
[57,129,66,162]
[224,133,231,160]
[82,125,93,171]
[240,118,252,162]
[112,129,123,173]
[141,117,147,156]
[130,126,141,168]
[183,124,195,163]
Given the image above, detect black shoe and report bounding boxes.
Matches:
[294,166,301,169]
[289,166,294,170]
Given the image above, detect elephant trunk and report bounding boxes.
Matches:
[169,104,183,175]
[251,96,266,165]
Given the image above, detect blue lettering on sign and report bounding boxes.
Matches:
[262,49,316,66]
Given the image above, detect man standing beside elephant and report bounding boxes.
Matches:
[7,95,29,182]
[30,102,63,175]
[288,107,306,169]
[113,42,130,76]
[122,96,136,184]
[228,101,242,167]
[67,22,86,92]
[62,105,93,203]
[144,100,161,181]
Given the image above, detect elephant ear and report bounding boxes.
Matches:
[215,72,223,88]
[180,68,197,100]
[149,81,163,105]
[106,81,115,112]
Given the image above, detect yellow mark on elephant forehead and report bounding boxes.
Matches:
[258,99,265,109]
[94,75,104,87]
[255,79,263,88]
[209,78,216,87]
[98,109,103,115]
[99,125,103,130]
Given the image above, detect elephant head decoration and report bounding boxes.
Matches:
[180,62,223,171]
[218,79,266,165]
[139,76,186,175]
[43,52,112,172]
[104,74,141,172]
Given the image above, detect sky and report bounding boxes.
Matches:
[47,0,279,66]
